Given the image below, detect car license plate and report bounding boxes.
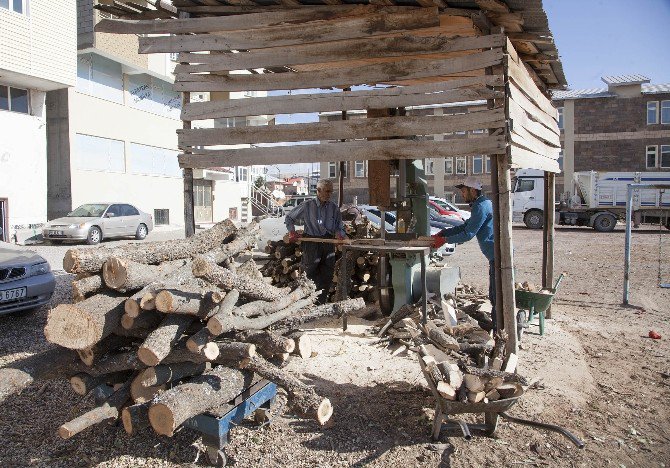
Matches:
[0,287,27,302]
[49,230,64,235]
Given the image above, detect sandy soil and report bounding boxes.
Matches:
[0,225,668,467]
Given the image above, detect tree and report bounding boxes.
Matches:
[254,176,265,188]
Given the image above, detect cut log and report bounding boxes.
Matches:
[437,361,463,390]
[139,361,209,388]
[186,327,214,354]
[204,289,239,336]
[120,310,163,332]
[271,297,365,333]
[214,342,256,361]
[496,383,523,399]
[246,355,332,425]
[462,366,529,386]
[377,304,418,337]
[76,334,132,367]
[72,274,103,302]
[63,218,237,273]
[237,277,316,318]
[155,287,223,318]
[236,330,295,356]
[58,379,131,439]
[122,402,151,435]
[208,295,317,335]
[424,321,460,352]
[90,351,146,375]
[140,290,158,311]
[237,258,263,280]
[44,293,127,350]
[138,315,195,366]
[202,222,260,264]
[130,373,166,403]
[467,391,486,403]
[287,331,312,359]
[192,255,285,301]
[485,389,500,401]
[149,366,255,436]
[103,257,183,293]
[0,347,81,405]
[463,374,486,392]
[70,371,130,396]
[436,381,457,400]
[503,352,518,373]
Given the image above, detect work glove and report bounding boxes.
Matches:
[431,234,447,249]
[288,231,302,243]
[335,232,346,241]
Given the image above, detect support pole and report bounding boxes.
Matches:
[542,172,555,318]
[623,184,634,305]
[179,11,195,238]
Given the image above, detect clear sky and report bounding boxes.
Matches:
[544,0,670,89]
[267,0,670,177]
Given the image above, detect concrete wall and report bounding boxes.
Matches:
[0,0,77,89]
[0,91,48,241]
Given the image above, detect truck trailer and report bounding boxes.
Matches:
[512,169,670,231]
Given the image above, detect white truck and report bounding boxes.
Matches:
[512,169,670,231]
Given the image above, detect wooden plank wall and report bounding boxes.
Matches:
[505,39,561,173]
[96,6,510,169]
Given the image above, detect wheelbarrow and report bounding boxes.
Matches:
[515,273,565,337]
[419,355,584,448]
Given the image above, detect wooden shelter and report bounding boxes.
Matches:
[95,0,566,353]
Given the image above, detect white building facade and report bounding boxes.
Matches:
[0,0,77,242]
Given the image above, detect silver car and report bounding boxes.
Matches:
[0,242,55,315]
[43,203,154,245]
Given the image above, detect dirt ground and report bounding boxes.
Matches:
[0,225,669,467]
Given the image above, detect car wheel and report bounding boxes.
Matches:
[593,213,617,232]
[524,210,544,229]
[135,223,148,240]
[87,226,102,245]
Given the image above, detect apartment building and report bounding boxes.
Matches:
[0,0,77,242]
[320,101,503,204]
[553,74,670,198]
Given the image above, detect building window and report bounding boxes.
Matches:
[0,85,29,114]
[647,101,659,125]
[472,155,483,174]
[154,209,170,225]
[354,160,366,178]
[328,162,336,178]
[1,0,27,14]
[128,143,181,177]
[485,156,491,174]
[127,74,181,118]
[238,167,248,182]
[456,157,467,175]
[75,134,125,173]
[646,146,658,168]
[425,159,434,175]
[444,158,454,174]
[661,145,670,169]
[557,107,564,130]
[77,54,124,104]
[558,150,564,171]
[662,101,670,125]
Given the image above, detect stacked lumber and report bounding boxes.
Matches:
[378,294,527,405]
[0,220,369,440]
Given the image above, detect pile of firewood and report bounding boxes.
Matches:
[260,240,303,287]
[0,220,367,441]
[331,252,379,303]
[378,295,527,404]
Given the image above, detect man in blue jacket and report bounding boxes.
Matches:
[432,177,497,330]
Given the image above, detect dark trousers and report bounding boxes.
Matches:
[301,240,336,304]
[489,260,497,331]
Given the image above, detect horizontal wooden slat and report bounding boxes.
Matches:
[178,136,507,168]
[507,55,556,118]
[96,5,409,34]
[174,34,506,74]
[138,8,440,53]
[182,75,504,120]
[508,98,560,147]
[510,128,560,159]
[510,144,560,173]
[178,107,505,147]
[173,48,503,92]
[508,83,558,136]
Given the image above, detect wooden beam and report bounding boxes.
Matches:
[509,125,560,158]
[173,34,506,74]
[178,107,505,147]
[507,96,560,147]
[180,10,195,238]
[543,171,555,319]
[173,49,504,92]
[509,145,560,173]
[475,0,509,13]
[181,75,504,120]
[96,5,412,34]
[138,8,440,53]
[507,32,554,44]
[367,108,393,209]
[508,84,558,136]
[507,53,555,117]
[177,136,506,168]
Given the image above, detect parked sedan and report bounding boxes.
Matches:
[429,196,471,220]
[43,203,154,245]
[0,242,55,315]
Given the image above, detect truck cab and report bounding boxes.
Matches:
[512,169,546,229]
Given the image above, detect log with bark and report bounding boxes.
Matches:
[155,287,224,318]
[148,365,255,436]
[102,257,183,293]
[72,274,104,302]
[235,330,295,357]
[44,293,127,350]
[70,370,131,396]
[138,314,195,366]
[246,355,332,425]
[271,297,366,333]
[63,219,237,274]
[201,222,260,264]
[192,255,286,301]
[122,401,151,435]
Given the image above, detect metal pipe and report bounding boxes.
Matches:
[623,184,633,304]
[445,419,472,440]
[500,412,585,449]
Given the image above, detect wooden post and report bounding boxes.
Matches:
[542,171,555,318]
[367,108,393,208]
[338,102,347,207]
[180,11,195,238]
